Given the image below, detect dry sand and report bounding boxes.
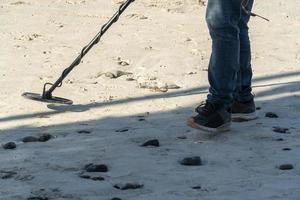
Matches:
[1,0,300,199]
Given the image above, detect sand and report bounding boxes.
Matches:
[0,0,300,199]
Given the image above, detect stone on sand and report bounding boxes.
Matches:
[279,164,294,170]
[265,112,279,118]
[84,163,108,173]
[38,134,53,142]
[180,156,202,166]
[2,142,16,150]
[141,139,160,147]
[113,183,144,190]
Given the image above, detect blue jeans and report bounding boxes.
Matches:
[206,0,254,108]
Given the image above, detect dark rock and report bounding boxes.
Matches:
[22,136,39,143]
[191,186,202,190]
[141,139,160,147]
[138,118,146,121]
[79,174,91,179]
[38,134,53,142]
[256,107,261,110]
[180,156,202,166]
[111,198,122,200]
[2,142,16,149]
[84,163,108,172]
[275,138,284,141]
[273,127,290,134]
[77,130,92,134]
[177,136,187,139]
[91,176,105,181]
[282,148,291,151]
[27,197,48,200]
[279,164,294,170]
[0,170,17,179]
[265,112,278,118]
[113,183,144,190]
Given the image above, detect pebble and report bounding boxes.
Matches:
[113,183,144,190]
[279,164,294,170]
[2,142,16,149]
[265,112,278,118]
[77,130,92,134]
[22,136,39,143]
[191,186,202,190]
[141,139,160,147]
[282,148,291,151]
[38,134,53,142]
[84,164,108,172]
[91,176,105,181]
[177,136,187,140]
[180,156,202,166]
[273,127,290,134]
[27,197,48,200]
[275,138,284,141]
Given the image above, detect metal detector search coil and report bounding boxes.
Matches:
[22,92,73,105]
[22,0,135,105]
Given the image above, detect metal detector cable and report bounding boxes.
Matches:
[42,0,134,98]
[242,0,269,21]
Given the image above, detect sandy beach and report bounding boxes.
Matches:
[1,0,300,199]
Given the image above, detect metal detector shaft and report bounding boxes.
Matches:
[43,0,135,99]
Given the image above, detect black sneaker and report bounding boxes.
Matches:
[187,101,231,133]
[231,100,257,121]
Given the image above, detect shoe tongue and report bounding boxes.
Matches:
[200,102,215,115]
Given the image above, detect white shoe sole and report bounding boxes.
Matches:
[232,112,258,122]
[187,117,231,133]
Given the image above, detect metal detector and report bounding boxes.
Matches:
[22,0,135,105]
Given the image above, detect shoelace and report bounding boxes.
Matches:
[195,101,215,115]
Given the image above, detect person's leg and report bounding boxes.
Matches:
[187,0,243,132]
[235,0,254,103]
[206,0,243,108]
[232,0,257,121]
